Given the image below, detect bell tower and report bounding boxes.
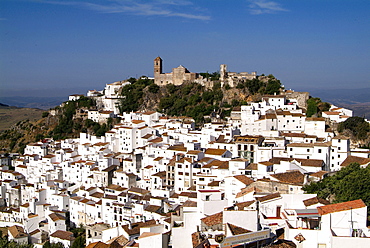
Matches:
[220,64,227,82]
[154,57,163,76]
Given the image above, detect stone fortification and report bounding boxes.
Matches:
[154,57,201,86]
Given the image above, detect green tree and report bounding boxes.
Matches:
[306,97,330,117]
[265,79,281,95]
[306,98,319,117]
[0,235,33,248]
[119,77,154,113]
[303,163,370,215]
[338,116,370,140]
[148,84,160,93]
[43,241,64,248]
[71,236,86,248]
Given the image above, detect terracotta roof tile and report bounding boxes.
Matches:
[8,225,27,239]
[303,197,330,207]
[138,232,160,239]
[235,200,256,210]
[205,148,228,156]
[86,241,109,248]
[340,156,370,167]
[122,220,157,236]
[236,186,263,198]
[270,170,305,185]
[201,211,223,226]
[227,223,252,235]
[256,193,281,202]
[50,230,75,241]
[49,213,66,222]
[144,205,161,213]
[309,170,328,179]
[233,175,254,186]
[317,199,366,215]
[182,200,197,207]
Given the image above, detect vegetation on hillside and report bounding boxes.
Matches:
[303,163,370,215]
[337,117,370,147]
[158,82,224,123]
[0,96,118,153]
[235,76,282,95]
[306,97,331,117]
[118,74,284,124]
[49,96,119,140]
[1,74,285,152]
[0,233,33,248]
[118,77,156,113]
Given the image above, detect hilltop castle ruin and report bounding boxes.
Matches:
[153,57,258,87]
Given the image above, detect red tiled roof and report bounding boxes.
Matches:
[201,211,223,226]
[340,156,370,167]
[233,175,254,186]
[270,170,305,185]
[235,200,255,210]
[122,220,157,236]
[8,225,27,239]
[317,199,366,215]
[227,223,252,235]
[86,241,109,248]
[50,230,75,241]
[182,200,197,207]
[49,213,66,222]
[309,170,328,179]
[303,197,330,207]
[205,148,228,156]
[256,193,281,202]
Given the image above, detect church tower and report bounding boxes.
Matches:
[220,64,227,82]
[154,57,163,76]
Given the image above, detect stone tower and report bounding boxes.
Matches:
[154,57,162,76]
[220,64,227,81]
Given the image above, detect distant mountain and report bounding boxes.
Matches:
[0,96,65,110]
[304,88,370,118]
[307,88,370,104]
[0,103,9,107]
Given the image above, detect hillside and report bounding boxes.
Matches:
[4,76,366,154]
[0,77,283,153]
[0,105,44,131]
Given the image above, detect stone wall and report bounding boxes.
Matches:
[284,91,309,109]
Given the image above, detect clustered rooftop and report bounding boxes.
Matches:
[1,76,370,248]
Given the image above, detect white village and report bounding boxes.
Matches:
[1,58,370,248]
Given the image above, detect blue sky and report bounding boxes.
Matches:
[0,0,369,97]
